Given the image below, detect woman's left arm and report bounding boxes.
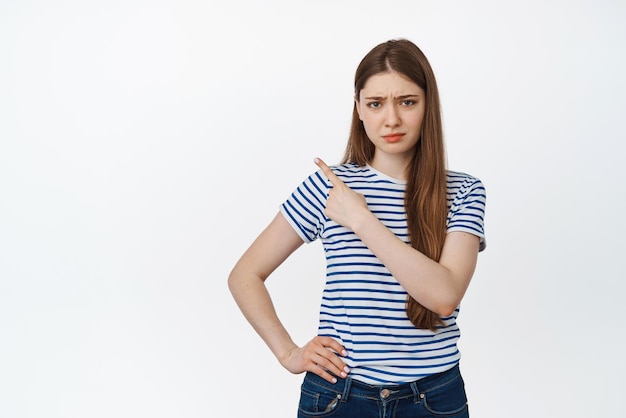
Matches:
[315,158,480,317]
[353,226,479,317]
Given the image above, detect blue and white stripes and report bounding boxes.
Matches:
[280,163,486,385]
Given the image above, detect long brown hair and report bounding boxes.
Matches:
[341,39,448,331]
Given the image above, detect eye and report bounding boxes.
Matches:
[401,99,416,106]
[367,101,382,109]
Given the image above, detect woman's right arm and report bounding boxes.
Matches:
[228,211,349,383]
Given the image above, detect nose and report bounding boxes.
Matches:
[384,104,401,127]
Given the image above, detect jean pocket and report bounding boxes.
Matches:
[421,374,469,417]
[298,376,343,417]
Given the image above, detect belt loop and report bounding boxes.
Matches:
[410,381,420,404]
[341,376,352,402]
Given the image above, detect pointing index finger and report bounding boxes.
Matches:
[314,157,342,187]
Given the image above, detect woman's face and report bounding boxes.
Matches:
[355,71,426,167]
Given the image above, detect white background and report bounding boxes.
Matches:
[1,0,625,417]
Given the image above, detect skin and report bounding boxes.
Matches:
[228,70,480,385]
[228,213,349,384]
[355,71,427,179]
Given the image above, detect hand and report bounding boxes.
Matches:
[314,158,370,230]
[279,336,350,384]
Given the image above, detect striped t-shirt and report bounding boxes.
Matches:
[280,163,486,385]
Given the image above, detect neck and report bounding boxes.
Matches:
[369,153,412,181]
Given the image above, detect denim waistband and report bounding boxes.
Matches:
[303,364,461,403]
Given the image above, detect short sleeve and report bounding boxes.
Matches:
[446,175,487,251]
[279,170,330,243]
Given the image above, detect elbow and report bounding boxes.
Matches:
[407,291,460,318]
[432,282,467,317]
[437,305,458,318]
[227,264,265,297]
[432,298,462,318]
[227,271,235,294]
[227,267,243,296]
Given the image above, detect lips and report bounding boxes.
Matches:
[383,133,405,143]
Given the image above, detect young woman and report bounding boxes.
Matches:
[228,39,486,418]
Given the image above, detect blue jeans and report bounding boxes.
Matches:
[297,364,469,418]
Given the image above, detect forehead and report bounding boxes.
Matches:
[359,71,423,97]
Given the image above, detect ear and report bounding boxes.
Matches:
[354,96,363,121]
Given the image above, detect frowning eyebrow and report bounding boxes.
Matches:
[363,94,421,100]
